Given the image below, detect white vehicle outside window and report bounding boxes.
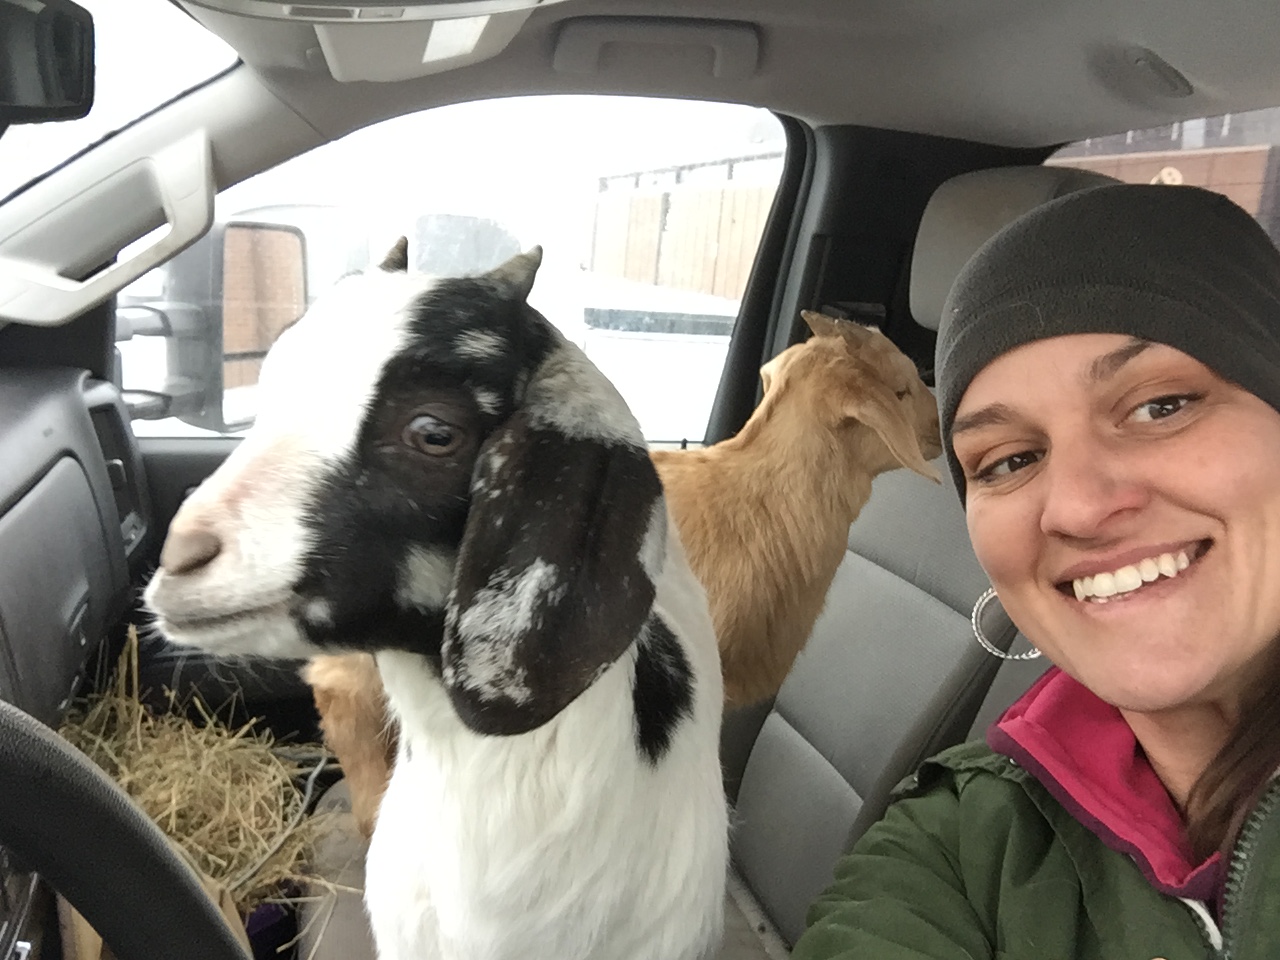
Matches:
[113,94,786,444]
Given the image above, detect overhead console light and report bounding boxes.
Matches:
[423,13,489,61]
[182,0,571,81]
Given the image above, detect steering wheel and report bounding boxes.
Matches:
[0,698,251,960]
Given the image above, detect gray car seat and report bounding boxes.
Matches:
[725,163,1120,947]
[728,466,1008,946]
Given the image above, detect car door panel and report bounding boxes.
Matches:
[0,370,136,721]
[0,368,143,960]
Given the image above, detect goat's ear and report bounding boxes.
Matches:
[441,411,664,735]
[845,377,942,482]
[804,310,881,346]
[380,236,409,272]
[834,319,878,346]
[485,246,543,301]
[801,309,842,338]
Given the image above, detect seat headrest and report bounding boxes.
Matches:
[909,165,1121,331]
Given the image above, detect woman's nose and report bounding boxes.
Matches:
[1038,439,1148,539]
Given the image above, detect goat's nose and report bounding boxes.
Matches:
[160,528,223,575]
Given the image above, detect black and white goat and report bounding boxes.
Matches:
[143,240,729,960]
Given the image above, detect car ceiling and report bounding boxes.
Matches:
[4,0,1274,335]
[181,0,1280,148]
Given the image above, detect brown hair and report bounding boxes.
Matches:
[1186,642,1280,861]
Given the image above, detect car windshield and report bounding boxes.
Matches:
[0,0,238,201]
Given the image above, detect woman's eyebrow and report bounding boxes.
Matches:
[952,403,1018,435]
[953,339,1154,436]
[1088,337,1151,383]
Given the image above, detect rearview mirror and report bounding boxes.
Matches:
[0,0,94,125]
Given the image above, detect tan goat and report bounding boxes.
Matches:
[654,310,942,704]
[305,311,940,835]
[301,653,397,838]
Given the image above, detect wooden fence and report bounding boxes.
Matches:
[1049,144,1279,221]
[591,180,778,301]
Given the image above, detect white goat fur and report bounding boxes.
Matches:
[144,247,728,960]
[369,526,724,960]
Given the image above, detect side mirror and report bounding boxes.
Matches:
[118,210,538,432]
[0,0,93,125]
[118,221,307,433]
[215,222,308,431]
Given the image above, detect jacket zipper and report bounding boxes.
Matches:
[1177,897,1223,958]
[1219,777,1280,960]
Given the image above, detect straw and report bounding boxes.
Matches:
[59,626,332,916]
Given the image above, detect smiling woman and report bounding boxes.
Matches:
[957,336,1280,802]
[794,184,1280,960]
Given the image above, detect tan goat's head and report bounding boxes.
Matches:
[758,311,942,481]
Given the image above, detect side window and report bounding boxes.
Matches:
[1051,107,1280,247]
[116,96,786,443]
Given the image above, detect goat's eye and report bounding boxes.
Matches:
[403,414,462,456]
[895,387,910,400]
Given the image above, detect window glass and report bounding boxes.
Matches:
[0,0,238,201]
[117,96,785,443]
[1051,107,1280,246]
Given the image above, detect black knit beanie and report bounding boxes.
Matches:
[937,183,1280,497]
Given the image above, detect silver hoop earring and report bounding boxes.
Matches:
[971,588,1042,661]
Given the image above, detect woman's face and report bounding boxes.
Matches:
[953,333,1280,714]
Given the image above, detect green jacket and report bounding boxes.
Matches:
[792,741,1280,960]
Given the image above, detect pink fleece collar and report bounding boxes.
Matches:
[988,667,1221,901]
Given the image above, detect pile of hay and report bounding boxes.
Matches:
[59,627,329,915]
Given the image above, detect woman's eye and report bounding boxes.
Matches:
[973,450,1042,482]
[1129,393,1200,424]
[402,414,462,456]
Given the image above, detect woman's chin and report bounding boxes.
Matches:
[1068,660,1223,717]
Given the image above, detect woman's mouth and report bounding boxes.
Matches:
[1060,539,1212,604]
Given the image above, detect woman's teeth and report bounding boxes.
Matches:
[1072,550,1191,603]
